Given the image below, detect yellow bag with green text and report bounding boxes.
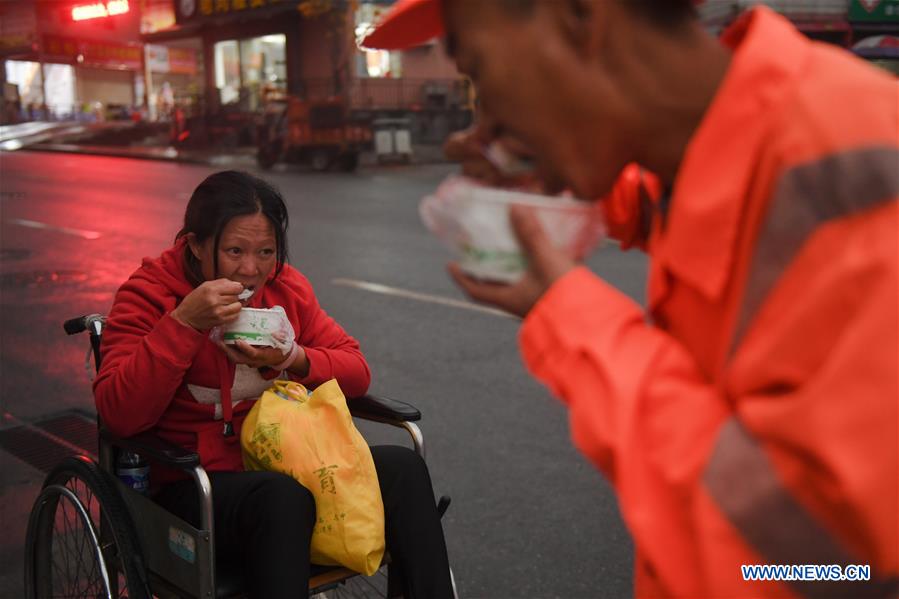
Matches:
[240,379,385,575]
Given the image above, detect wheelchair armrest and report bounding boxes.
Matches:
[100,428,200,470]
[348,394,421,423]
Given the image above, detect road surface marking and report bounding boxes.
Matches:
[2,411,98,462]
[331,278,517,320]
[6,218,101,240]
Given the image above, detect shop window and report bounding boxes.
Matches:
[354,9,402,78]
[5,61,44,113]
[215,35,286,110]
[354,39,402,78]
[214,40,240,105]
[357,47,401,78]
[43,64,76,118]
[239,34,286,111]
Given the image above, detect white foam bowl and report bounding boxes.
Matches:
[419,177,606,283]
[223,308,280,346]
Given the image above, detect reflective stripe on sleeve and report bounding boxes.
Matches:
[704,418,899,598]
[730,146,899,354]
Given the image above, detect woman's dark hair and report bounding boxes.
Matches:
[176,170,289,286]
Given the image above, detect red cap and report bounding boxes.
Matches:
[361,0,706,50]
[361,0,443,50]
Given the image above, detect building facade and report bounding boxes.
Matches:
[139,0,469,141]
[701,0,898,71]
[1,0,148,122]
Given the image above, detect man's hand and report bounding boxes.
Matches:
[444,124,546,191]
[448,205,576,318]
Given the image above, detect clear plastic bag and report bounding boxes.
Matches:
[419,175,606,282]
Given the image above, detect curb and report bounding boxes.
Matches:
[24,143,221,165]
[16,143,452,168]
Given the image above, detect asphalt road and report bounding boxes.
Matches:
[0,150,648,598]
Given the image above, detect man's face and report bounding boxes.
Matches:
[444,0,637,199]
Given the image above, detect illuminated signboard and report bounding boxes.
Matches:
[175,0,299,23]
[72,0,130,22]
[849,0,899,21]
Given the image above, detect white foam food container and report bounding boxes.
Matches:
[223,308,281,346]
[419,176,606,283]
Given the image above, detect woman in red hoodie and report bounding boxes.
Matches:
[94,170,453,598]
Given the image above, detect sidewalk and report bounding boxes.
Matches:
[1,120,450,168]
[0,121,131,151]
[25,141,260,168]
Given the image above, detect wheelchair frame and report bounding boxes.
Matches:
[25,313,454,599]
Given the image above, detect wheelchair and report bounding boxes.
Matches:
[24,313,457,598]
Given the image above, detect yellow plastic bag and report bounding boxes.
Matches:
[240,379,385,575]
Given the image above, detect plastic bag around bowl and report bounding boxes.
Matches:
[419,176,606,283]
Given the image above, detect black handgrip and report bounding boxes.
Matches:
[64,315,89,335]
[64,314,105,336]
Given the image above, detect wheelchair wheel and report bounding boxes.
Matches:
[24,455,150,599]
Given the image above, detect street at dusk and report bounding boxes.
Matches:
[0,151,647,598]
[3,0,897,597]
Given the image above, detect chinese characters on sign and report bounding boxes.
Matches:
[43,34,142,70]
[72,0,130,22]
[198,0,283,17]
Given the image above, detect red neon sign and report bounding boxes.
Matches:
[72,0,130,21]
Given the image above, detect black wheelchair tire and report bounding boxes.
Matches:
[24,455,151,599]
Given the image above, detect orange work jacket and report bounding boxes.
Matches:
[520,7,898,597]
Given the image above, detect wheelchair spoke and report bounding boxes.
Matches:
[58,499,81,595]
[66,501,97,595]
[59,509,90,597]
[27,459,143,599]
[48,487,110,599]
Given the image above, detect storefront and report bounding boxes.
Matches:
[44,34,143,117]
[139,0,470,145]
[1,0,146,122]
[145,40,203,120]
[143,0,308,116]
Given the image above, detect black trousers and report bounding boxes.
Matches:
[155,445,453,599]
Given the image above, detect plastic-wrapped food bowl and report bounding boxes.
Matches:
[223,308,283,346]
[419,176,606,283]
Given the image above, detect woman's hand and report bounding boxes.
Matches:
[171,278,243,331]
[219,337,310,375]
[220,341,287,369]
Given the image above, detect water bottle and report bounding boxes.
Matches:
[116,451,150,495]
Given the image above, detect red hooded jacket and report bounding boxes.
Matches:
[94,238,371,486]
